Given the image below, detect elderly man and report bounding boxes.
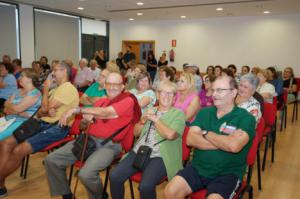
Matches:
[79,68,109,106]
[74,58,93,92]
[0,61,79,197]
[165,75,256,199]
[44,72,141,199]
[90,59,101,82]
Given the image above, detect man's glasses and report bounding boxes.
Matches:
[211,88,233,94]
[105,82,122,89]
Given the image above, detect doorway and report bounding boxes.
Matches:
[122,40,155,64]
[82,34,109,61]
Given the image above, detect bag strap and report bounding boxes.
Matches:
[100,124,128,146]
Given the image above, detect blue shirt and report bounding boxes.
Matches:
[269,78,283,96]
[0,74,18,100]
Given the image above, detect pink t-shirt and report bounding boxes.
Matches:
[174,92,198,122]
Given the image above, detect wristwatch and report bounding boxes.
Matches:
[202,130,209,138]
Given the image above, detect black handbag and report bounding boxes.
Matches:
[132,145,152,170]
[71,120,128,161]
[13,108,41,143]
[132,121,166,170]
[72,133,97,161]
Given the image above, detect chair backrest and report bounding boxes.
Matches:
[296,78,300,92]
[263,102,276,126]
[247,125,260,166]
[255,118,265,144]
[272,96,278,107]
[69,116,83,136]
[182,126,191,161]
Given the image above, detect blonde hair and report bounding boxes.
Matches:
[157,80,177,94]
[135,64,147,73]
[257,69,268,79]
[180,72,196,92]
[106,60,120,73]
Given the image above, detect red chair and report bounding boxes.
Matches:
[262,102,277,171]
[279,90,288,132]
[128,126,190,199]
[20,116,82,179]
[292,78,300,123]
[190,125,260,199]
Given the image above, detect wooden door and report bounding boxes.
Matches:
[122,40,155,64]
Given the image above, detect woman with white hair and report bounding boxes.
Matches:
[256,69,276,104]
[236,74,262,123]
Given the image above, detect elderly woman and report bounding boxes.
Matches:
[256,69,276,104]
[130,72,156,113]
[74,58,93,92]
[283,67,298,103]
[174,72,200,123]
[235,74,262,123]
[109,81,186,199]
[199,75,215,108]
[0,68,41,140]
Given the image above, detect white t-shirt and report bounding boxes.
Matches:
[90,67,101,82]
[257,82,276,103]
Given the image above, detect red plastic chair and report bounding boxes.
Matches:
[262,102,277,171]
[279,90,288,131]
[128,126,190,199]
[20,116,82,179]
[190,125,260,199]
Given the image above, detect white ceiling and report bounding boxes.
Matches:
[10,0,300,21]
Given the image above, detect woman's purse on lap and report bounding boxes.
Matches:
[132,145,152,170]
[13,108,41,143]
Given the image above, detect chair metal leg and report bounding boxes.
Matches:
[284,106,287,129]
[292,101,297,123]
[249,186,253,199]
[271,131,275,163]
[256,149,262,190]
[68,165,74,186]
[102,166,111,197]
[129,179,135,199]
[280,110,284,132]
[296,101,298,120]
[20,157,25,177]
[262,135,269,171]
[23,155,30,179]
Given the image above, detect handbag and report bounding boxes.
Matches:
[132,121,167,170]
[13,108,41,143]
[71,120,128,161]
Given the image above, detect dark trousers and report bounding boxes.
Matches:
[109,151,167,199]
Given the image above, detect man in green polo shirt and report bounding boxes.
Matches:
[165,75,256,199]
[79,69,109,106]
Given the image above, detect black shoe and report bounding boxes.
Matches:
[0,187,7,198]
[102,191,108,199]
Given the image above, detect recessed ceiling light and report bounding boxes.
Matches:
[137,12,143,16]
[78,0,85,2]
[180,15,186,19]
[264,10,271,14]
[129,18,135,21]
[77,7,84,10]
[137,2,144,6]
[216,7,223,11]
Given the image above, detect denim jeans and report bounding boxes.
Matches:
[109,151,167,199]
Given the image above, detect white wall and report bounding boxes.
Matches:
[19,4,35,68]
[110,14,300,76]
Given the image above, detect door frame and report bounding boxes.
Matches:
[122,40,156,63]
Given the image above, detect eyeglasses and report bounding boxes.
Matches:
[204,79,210,83]
[105,82,122,89]
[158,90,175,97]
[176,79,185,84]
[211,88,233,94]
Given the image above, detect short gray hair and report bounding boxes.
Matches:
[240,73,259,90]
[79,58,88,65]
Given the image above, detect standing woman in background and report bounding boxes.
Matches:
[283,67,298,103]
[158,52,168,67]
[147,51,158,82]
[95,49,107,70]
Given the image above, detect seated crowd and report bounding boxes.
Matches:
[0,52,298,199]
